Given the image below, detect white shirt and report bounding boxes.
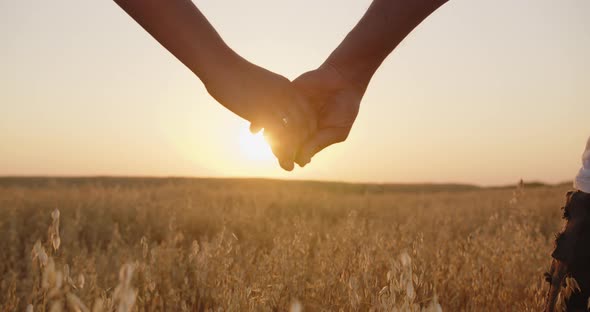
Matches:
[574,136,590,193]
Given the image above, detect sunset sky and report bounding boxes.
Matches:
[1,0,589,185]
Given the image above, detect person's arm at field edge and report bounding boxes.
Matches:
[293,0,448,166]
[113,0,316,171]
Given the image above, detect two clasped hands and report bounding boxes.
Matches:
[114,0,448,170]
[205,56,363,171]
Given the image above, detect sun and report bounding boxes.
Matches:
[238,127,274,162]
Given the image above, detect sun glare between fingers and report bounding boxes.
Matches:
[238,127,274,162]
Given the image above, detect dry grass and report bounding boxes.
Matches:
[0,178,567,311]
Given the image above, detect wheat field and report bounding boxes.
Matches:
[0,178,569,311]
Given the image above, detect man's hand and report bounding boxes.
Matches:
[205,61,317,171]
[286,0,449,167]
[291,63,363,167]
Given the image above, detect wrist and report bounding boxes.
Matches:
[322,48,382,94]
[196,44,248,89]
[320,58,371,94]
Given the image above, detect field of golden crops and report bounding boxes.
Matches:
[0,178,570,311]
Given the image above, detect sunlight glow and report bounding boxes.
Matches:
[238,128,274,162]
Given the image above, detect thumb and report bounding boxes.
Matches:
[295,128,348,167]
[263,129,296,172]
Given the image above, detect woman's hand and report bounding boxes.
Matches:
[205,60,317,171]
[291,63,363,167]
[113,0,316,171]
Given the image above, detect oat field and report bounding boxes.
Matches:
[0,178,569,311]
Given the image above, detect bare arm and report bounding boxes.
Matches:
[294,0,448,166]
[326,0,449,92]
[113,0,258,115]
[113,0,316,171]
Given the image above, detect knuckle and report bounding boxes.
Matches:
[335,129,350,143]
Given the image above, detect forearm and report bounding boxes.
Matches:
[113,0,246,86]
[324,0,448,91]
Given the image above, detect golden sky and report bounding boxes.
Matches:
[1,0,589,185]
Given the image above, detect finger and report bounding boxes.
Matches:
[265,107,309,171]
[295,128,349,167]
[259,90,315,172]
[264,129,295,171]
[279,157,295,171]
[249,123,263,134]
[275,140,296,172]
[274,115,308,171]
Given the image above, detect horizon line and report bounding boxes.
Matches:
[0,175,573,189]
